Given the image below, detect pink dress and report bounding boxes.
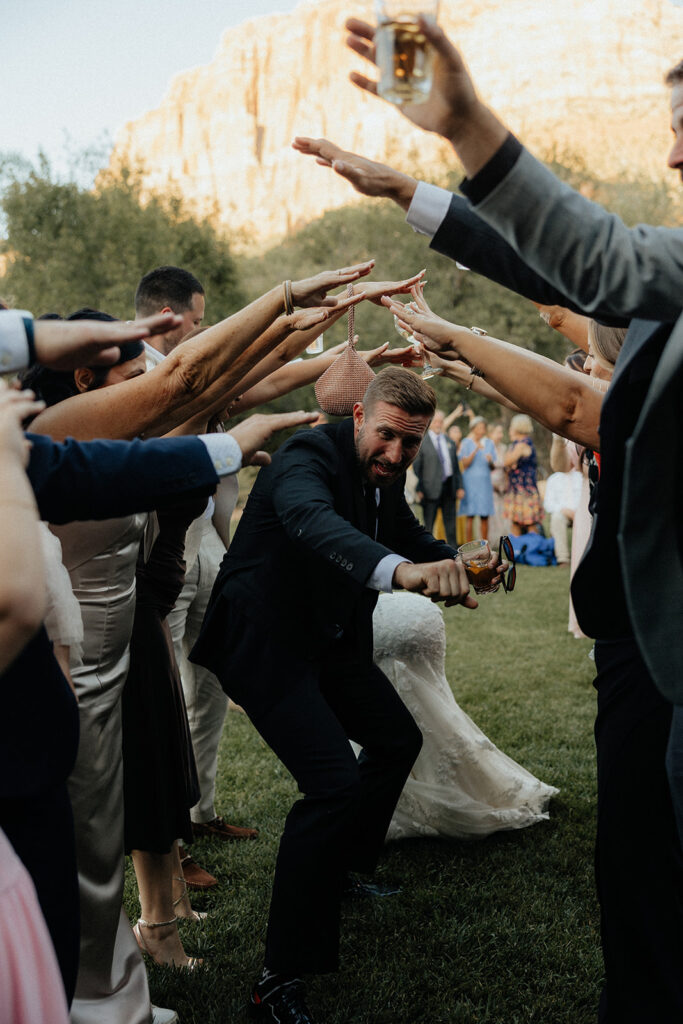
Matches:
[0,827,69,1024]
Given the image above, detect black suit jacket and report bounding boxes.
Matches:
[431,193,629,326]
[192,419,455,711]
[2,434,221,802]
[412,432,462,502]
[619,316,683,704]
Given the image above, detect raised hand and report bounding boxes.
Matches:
[345,17,479,137]
[291,137,418,209]
[286,290,366,332]
[360,342,422,368]
[227,410,319,466]
[32,313,183,370]
[356,271,426,306]
[0,384,45,467]
[345,17,507,170]
[381,294,465,359]
[292,261,375,308]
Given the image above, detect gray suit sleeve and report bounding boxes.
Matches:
[471,147,683,323]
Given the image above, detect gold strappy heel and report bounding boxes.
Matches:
[173,876,208,922]
[133,916,203,970]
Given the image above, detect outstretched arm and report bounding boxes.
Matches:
[0,309,185,373]
[0,386,47,672]
[384,291,603,449]
[29,264,371,442]
[292,138,625,322]
[345,17,683,322]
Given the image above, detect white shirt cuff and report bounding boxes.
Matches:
[197,433,243,476]
[405,181,452,238]
[0,309,34,372]
[367,553,411,593]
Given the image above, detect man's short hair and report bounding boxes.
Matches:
[362,367,436,418]
[665,60,683,86]
[135,266,204,316]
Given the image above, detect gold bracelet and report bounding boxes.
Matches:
[283,280,294,315]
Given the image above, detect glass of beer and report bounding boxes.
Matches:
[306,334,324,355]
[375,0,440,107]
[457,540,501,595]
[393,314,442,380]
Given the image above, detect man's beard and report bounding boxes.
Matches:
[355,427,406,489]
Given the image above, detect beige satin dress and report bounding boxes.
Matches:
[52,515,152,1024]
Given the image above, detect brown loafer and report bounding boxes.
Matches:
[178,847,218,890]
[191,816,259,841]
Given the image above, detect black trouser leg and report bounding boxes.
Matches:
[249,661,421,975]
[439,489,458,549]
[666,704,683,849]
[320,659,422,874]
[422,499,438,536]
[1,784,80,1006]
[594,638,683,1024]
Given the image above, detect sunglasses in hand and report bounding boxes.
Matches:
[498,535,516,594]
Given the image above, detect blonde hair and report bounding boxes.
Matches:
[510,413,533,436]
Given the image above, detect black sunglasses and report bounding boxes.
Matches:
[498,535,516,594]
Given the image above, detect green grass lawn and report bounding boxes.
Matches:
[124,566,602,1023]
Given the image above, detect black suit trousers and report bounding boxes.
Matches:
[243,642,422,975]
[593,637,683,1024]
[1,784,80,1006]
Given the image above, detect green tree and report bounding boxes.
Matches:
[0,155,243,321]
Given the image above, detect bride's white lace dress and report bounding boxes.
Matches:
[372,592,558,841]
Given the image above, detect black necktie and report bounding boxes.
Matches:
[364,485,377,540]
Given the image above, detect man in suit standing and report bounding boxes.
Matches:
[191,367,487,1024]
[411,408,463,547]
[296,21,683,1023]
[134,266,258,883]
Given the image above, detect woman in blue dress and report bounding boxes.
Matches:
[458,416,496,541]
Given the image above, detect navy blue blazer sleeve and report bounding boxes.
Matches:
[387,488,457,563]
[431,194,628,327]
[26,434,220,525]
[270,429,394,587]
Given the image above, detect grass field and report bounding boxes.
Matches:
[124,566,602,1024]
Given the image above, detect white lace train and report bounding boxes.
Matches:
[372,592,558,841]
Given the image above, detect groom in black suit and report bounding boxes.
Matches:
[192,367,480,1023]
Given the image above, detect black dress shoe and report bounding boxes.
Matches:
[249,979,314,1023]
[342,873,401,899]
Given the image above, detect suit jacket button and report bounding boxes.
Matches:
[330,551,336,559]
[347,562,353,571]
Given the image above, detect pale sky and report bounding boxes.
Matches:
[0,0,303,175]
[3,0,682,179]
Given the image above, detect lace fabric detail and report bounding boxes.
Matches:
[372,591,446,664]
[371,592,558,842]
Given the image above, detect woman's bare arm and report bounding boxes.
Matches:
[0,388,48,672]
[29,265,372,442]
[384,290,604,450]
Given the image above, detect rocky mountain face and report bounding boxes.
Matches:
[111,0,682,249]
